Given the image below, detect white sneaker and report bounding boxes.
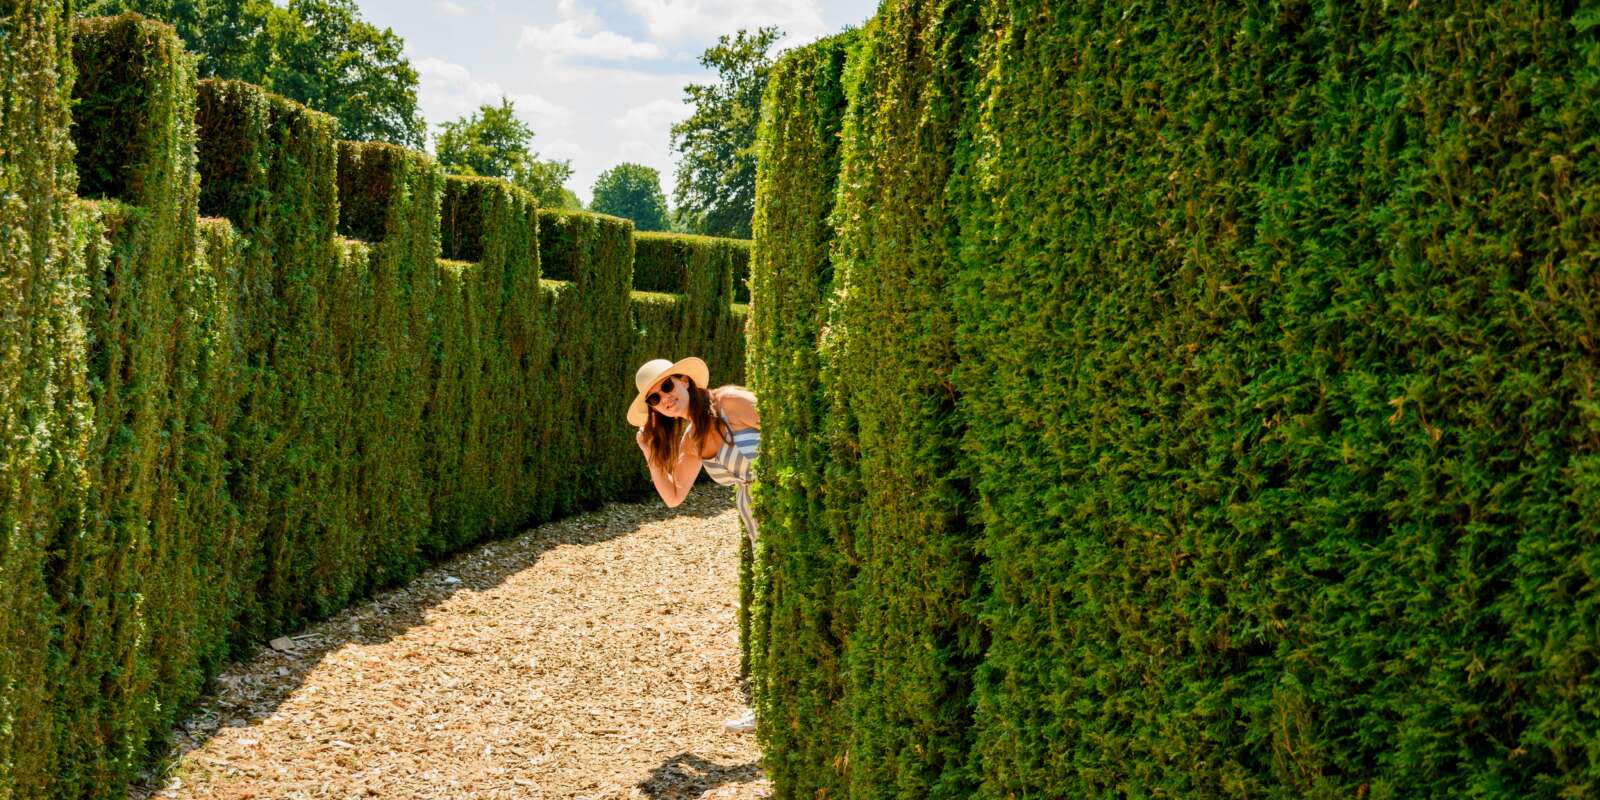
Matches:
[722,708,757,733]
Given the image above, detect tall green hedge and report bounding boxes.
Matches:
[826,2,984,796]
[431,175,547,546]
[953,3,1600,797]
[750,0,1600,797]
[197,77,345,635]
[336,140,441,584]
[1,9,753,797]
[744,29,858,800]
[539,209,637,508]
[163,215,245,725]
[58,16,201,793]
[0,0,83,793]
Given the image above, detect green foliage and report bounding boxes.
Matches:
[744,30,857,800]
[632,231,739,300]
[554,186,583,210]
[751,0,1600,798]
[80,0,426,146]
[950,2,1600,797]
[729,238,750,304]
[591,162,671,232]
[670,26,781,238]
[539,210,638,507]
[47,18,205,794]
[336,140,441,586]
[2,10,752,797]
[195,76,357,632]
[431,175,548,546]
[0,5,83,792]
[270,0,425,146]
[435,97,575,207]
[827,2,984,796]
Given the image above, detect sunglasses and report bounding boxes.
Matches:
[645,374,688,408]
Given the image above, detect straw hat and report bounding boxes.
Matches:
[628,356,709,426]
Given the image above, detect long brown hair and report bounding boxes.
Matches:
[642,376,735,476]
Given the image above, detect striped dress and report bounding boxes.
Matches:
[699,409,760,547]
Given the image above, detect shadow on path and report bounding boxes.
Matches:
[638,753,764,799]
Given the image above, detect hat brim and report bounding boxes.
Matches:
[627,356,710,427]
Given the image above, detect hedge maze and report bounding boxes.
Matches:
[748,2,1600,798]
[0,9,749,797]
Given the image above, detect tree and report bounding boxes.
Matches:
[433,98,576,207]
[590,164,671,232]
[79,0,426,148]
[270,0,426,147]
[669,26,781,238]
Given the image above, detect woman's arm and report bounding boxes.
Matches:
[637,427,703,507]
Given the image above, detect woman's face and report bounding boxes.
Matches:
[648,373,692,419]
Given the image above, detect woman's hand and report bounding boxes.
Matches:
[636,427,649,456]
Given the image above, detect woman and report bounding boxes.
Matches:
[628,356,760,732]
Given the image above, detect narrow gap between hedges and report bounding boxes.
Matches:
[130,490,769,800]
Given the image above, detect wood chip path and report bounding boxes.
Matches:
[131,490,768,800]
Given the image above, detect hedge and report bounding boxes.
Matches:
[825,2,985,797]
[432,175,547,545]
[750,0,1600,797]
[2,9,753,797]
[633,230,750,305]
[57,16,202,793]
[744,29,858,799]
[536,209,636,514]
[0,1,83,779]
[197,76,347,635]
[954,3,1600,797]
[337,140,441,584]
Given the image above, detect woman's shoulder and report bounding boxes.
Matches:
[711,385,760,428]
[711,385,757,405]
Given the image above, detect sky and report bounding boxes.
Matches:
[355,0,879,206]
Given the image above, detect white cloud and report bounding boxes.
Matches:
[616,138,665,164]
[540,137,587,164]
[414,56,574,136]
[390,0,870,206]
[623,0,826,45]
[612,98,691,133]
[508,92,576,128]
[518,0,662,64]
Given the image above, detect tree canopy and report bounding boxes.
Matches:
[669,26,781,239]
[590,163,671,232]
[80,0,427,147]
[434,98,577,208]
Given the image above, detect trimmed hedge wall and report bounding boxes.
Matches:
[744,29,858,800]
[197,76,346,635]
[0,9,752,797]
[956,3,1600,797]
[57,15,203,793]
[826,2,984,797]
[432,175,546,543]
[336,141,441,584]
[750,0,1600,798]
[0,3,83,784]
[633,230,750,306]
[538,209,637,510]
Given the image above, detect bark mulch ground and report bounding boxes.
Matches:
[130,489,768,800]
